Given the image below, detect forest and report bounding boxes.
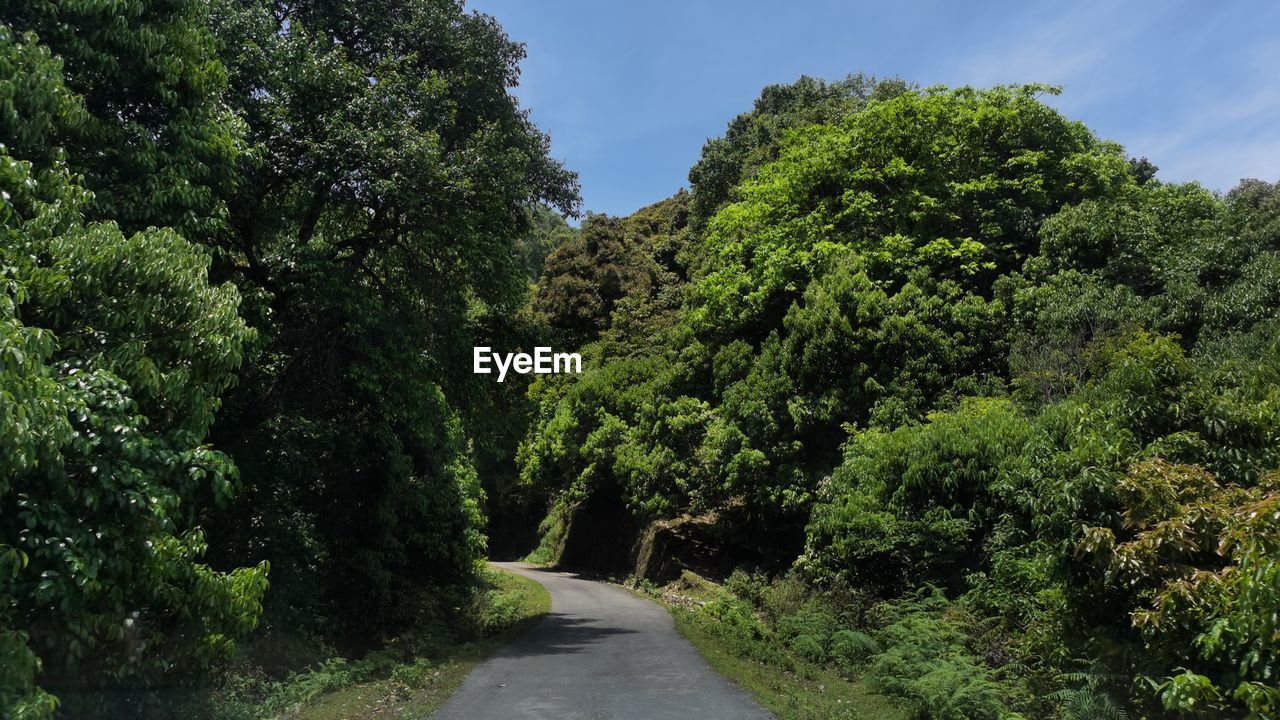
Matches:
[2,1,1278,719]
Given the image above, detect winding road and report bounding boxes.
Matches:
[430,562,774,720]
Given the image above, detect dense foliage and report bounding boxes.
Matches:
[522,78,1280,720]
[201,0,575,630]
[1,22,266,717]
[686,74,908,229]
[4,2,1277,718]
[4,0,245,244]
[3,0,574,716]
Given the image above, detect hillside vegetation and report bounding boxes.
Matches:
[518,79,1280,719]
[2,3,1278,720]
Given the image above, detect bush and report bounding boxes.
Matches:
[479,589,523,637]
[829,630,880,673]
[788,634,828,664]
[724,568,768,605]
[864,590,1018,720]
[390,658,434,689]
[701,597,779,666]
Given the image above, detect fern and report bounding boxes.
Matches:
[1050,670,1130,720]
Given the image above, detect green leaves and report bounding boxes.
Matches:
[197,0,580,630]
[1,187,267,713]
[520,72,1280,720]
[6,0,246,243]
[692,85,1130,334]
[802,398,1032,592]
[687,74,909,229]
[1,17,266,710]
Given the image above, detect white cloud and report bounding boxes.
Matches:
[954,2,1280,189]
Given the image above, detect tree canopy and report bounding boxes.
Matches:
[523,79,1280,720]
[3,4,1278,719]
[2,0,576,715]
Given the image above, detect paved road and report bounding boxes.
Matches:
[430,562,773,720]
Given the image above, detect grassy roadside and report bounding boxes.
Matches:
[207,566,549,720]
[640,573,907,720]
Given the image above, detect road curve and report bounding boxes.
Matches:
[430,562,773,720]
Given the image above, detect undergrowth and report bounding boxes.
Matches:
[201,567,549,720]
[657,569,1125,720]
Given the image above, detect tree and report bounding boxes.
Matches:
[534,214,648,343]
[534,193,692,347]
[517,206,577,282]
[687,74,908,229]
[692,85,1131,337]
[3,0,246,244]
[1,25,265,717]
[204,0,578,628]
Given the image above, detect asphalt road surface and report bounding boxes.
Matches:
[430,562,774,720]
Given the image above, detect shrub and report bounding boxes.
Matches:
[864,590,1016,720]
[390,658,434,689]
[829,630,880,673]
[701,597,779,665]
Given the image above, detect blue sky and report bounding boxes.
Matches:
[466,0,1280,217]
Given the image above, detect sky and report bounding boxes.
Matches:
[465,0,1280,218]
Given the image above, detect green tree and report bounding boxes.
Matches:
[803,397,1033,594]
[692,85,1131,336]
[687,74,908,229]
[534,213,650,343]
[3,0,246,244]
[205,0,578,628]
[521,83,1135,569]
[518,206,577,282]
[1029,330,1280,717]
[1,25,266,717]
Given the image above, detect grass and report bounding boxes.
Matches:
[289,567,549,720]
[231,563,901,720]
[210,566,550,720]
[673,609,908,720]
[648,572,908,720]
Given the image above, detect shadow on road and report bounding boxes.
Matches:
[507,564,605,582]
[496,612,639,658]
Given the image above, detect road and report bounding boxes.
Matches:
[430,562,774,720]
